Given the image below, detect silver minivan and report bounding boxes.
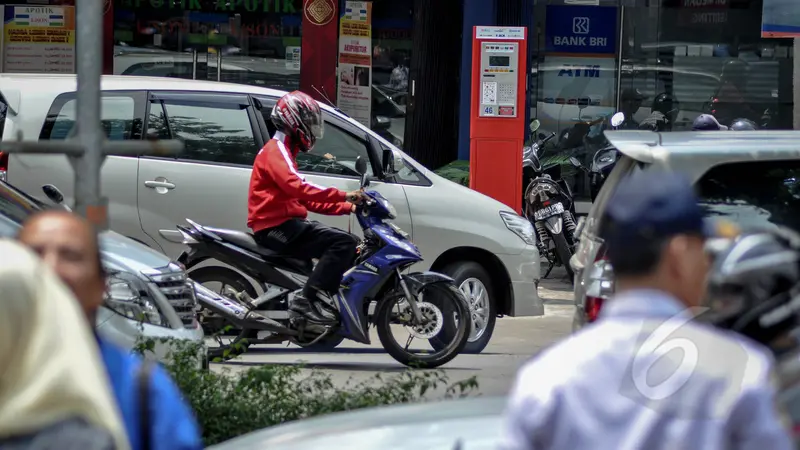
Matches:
[570,130,800,331]
[1,74,542,354]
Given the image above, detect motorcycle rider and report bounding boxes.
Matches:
[247,90,365,325]
[639,92,680,132]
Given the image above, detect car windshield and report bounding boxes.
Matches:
[696,160,800,232]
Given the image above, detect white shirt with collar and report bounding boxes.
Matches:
[498,289,793,450]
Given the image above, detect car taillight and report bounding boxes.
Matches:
[586,296,604,322]
[0,151,7,182]
[584,248,612,323]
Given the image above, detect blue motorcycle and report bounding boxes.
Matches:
[176,157,471,368]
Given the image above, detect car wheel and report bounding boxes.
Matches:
[433,261,496,354]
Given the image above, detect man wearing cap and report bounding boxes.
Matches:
[693,113,728,131]
[498,170,792,450]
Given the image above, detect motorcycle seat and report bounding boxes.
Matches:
[203,227,313,273]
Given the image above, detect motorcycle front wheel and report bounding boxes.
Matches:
[375,283,471,369]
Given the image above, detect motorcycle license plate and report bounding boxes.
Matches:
[534,202,564,221]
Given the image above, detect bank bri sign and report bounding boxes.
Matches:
[545,5,617,54]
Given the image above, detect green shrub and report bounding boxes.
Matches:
[135,338,480,446]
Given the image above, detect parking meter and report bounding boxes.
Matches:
[469,26,527,214]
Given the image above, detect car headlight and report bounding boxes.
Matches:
[105,271,165,327]
[500,211,536,246]
[380,198,397,220]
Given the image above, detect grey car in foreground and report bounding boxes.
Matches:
[571,130,800,331]
[0,180,205,361]
[208,396,506,450]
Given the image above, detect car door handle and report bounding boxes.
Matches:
[144,180,175,189]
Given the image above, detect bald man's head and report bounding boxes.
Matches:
[18,210,106,323]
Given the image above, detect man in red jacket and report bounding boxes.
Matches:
[247,91,364,325]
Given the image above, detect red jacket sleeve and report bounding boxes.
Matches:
[263,142,347,203]
[302,200,354,216]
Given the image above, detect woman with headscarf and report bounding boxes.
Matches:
[0,239,130,450]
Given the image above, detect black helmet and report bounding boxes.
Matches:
[621,88,644,102]
[705,227,800,357]
[730,118,757,131]
[652,92,679,119]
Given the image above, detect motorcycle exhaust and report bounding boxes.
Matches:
[193,282,298,335]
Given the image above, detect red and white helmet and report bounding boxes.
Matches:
[270,91,324,152]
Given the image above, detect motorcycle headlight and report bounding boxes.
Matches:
[104,271,165,327]
[500,211,536,246]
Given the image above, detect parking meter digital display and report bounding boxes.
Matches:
[479,41,520,118]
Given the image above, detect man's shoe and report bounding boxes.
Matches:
[290,294,338,325]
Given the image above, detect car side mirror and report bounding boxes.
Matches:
[372,115,391,132]
[42,184,64,204]
[529,119,540,133]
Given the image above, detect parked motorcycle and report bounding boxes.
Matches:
[569,112,626,202]
[170,157,471,369]
[522,132,579,282]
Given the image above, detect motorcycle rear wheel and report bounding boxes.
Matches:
[375,283,471,369]
[189,266,343,361]
[550,231,575,283]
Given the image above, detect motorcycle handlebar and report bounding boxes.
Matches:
[541,132,557,144]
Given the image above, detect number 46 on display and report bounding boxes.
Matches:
[483,106,495,115]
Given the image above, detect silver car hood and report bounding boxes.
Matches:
[209,396,506,450]
[99,230,172,274]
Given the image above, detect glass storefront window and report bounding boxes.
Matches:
[529,0,622,202]
[620,0,794,132]
[528,0,795,203]
[113,0,302,91]
[369,0,412,149]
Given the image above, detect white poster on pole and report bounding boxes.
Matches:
[337,1,372,127]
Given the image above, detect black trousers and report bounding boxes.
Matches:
[254,218,358,295]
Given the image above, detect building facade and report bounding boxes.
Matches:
[0,0,794,191]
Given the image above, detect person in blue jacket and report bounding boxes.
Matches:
[18,210,204,450]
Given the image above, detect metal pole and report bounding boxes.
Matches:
[216,49,222,82]
[74,0,106,228]
[614,5,625,110]
[192,49,198,80]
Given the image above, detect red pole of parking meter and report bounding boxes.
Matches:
[469,26,527,214]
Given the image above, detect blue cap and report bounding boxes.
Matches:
[692,114,728,131]
[600,170,719,259]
